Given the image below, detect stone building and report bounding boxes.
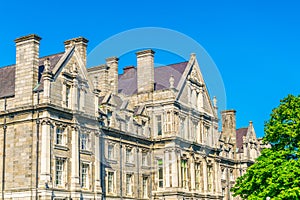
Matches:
[0,34,262,200]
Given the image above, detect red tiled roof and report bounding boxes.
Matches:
[118,61,188,96]
[236,128,248,152]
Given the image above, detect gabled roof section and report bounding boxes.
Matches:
[118,61,188,96]
[236,127,248,153]
[175,54,217,117]
[0,65,15,98]
[0,52,64,98]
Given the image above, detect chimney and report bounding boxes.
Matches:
[64,37,89,66]
[136,49,155,93]
[221,110,236,141]
[106,57,119,95]
[14,34,41,106]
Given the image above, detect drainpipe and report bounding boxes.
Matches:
[2,97,7,200]
[36,92,40,200]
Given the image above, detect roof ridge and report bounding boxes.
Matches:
[0,64,15,69]
[0,52,64,69]
[39,52,64,59]
[155,61,188,68]
[237,127,248,130]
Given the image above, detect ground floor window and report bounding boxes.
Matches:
[142,176,149,198]
[55,158,65,186]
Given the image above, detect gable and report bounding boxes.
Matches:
[176,54,216,117]
[50,46,94,92]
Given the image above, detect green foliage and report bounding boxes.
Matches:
[264,94,300,154]
[231,94,300,200]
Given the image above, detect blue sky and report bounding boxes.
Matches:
[1,0,300,137]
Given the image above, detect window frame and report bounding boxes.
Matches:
[81,163,89,188]
[157,159,163,188]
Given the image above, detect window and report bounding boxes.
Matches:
[207,165,213,192]
[55,159,65,186]
[126,147,133,163]
[221,168,226,180]
[142,176,148,198]
[222,188,226,199]
[107,111,112,126]
[181,160,188,189]
[142,152,148,166]
[180,118,185,138]
[192,122,197,141]
[108,144,114,160]
[166,111,172,133]
[80,133,88,150]
[158,159,163,188]
[156,115,162,136]
[107,171,114,194]
[66,85,71,108]
[56,127,64,145]
[126,174,133,196]
[195,163,201,190]
[81,163,89,188]
[230,169,234,181]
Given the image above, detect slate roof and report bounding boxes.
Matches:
[118,61,188,96]
[0,65,15,98]
[236,127,248,152]
[0,53,63,98]
[0,54,187,98]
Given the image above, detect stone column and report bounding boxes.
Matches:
[39,120,51,187]
[72,80,78,110]
[197,86,204,109]
[187,82,191,106]
[190,157,195,191]
[94,134,101,191]
[165,150,170,187]
[80,87,85,111]
[177,153,182,188]
[203,160,208,193]
[71,126,80,189]
[215,159,222,195]
[62,82,67,107]
[42,58,52,104]
[172,150,178,187]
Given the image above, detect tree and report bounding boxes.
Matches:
[231,94,300,200]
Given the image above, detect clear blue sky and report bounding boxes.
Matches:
[1,0,300,138]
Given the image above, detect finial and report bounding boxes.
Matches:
[213,96,217,108]
[169,75,175,88]
[44,58,51,72]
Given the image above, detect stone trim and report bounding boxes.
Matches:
[14,34,41,43]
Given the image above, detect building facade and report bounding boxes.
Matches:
[0,34,261,200]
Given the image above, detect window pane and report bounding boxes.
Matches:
[157,115,162,136]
